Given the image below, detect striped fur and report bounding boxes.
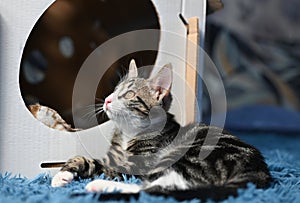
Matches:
[54,60,271,201]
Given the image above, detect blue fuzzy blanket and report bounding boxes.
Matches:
[1,133,299,203]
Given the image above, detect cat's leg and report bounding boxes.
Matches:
[86,179,141,193]
[51,156,102,187]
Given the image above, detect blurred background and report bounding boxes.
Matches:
[203,0,300,133]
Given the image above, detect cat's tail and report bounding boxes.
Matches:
[93,185,240,202]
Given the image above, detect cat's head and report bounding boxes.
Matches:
[103,59,172,135]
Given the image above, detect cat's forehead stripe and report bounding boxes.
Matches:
[127,82,134,89]
[124,78,146,90]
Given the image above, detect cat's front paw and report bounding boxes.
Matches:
[86,179,141,193]
[51,171,74,187]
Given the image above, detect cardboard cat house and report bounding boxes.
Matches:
[0,0,209,178]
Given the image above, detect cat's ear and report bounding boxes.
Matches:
[128,59,138,78]
[150,63,172,101]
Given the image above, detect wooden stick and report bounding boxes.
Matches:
[185,17,199,124]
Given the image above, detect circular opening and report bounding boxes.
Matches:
[20,0,160,129]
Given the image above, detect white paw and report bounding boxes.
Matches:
[86,179,141,193]
[51,171,74,187]
[86,180,118,192]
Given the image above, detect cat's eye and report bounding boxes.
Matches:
[123,90,135,99]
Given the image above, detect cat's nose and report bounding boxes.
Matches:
[104,95,113,110]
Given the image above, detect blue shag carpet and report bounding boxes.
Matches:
[0,133,299,203]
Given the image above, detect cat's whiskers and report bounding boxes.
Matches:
[81,103,104,110]
[82,110,98,121]
[94,104,109,120]
[95,108,104,115]
[95,97,105,103]
[80,102,105,121]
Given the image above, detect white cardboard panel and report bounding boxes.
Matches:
[0,0,205,178]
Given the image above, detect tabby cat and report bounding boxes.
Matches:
[52,59,271,201]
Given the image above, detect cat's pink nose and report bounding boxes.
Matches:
[104,95,113,110]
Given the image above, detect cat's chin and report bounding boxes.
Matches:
[104,109,116,122]
[111,119,150,136]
